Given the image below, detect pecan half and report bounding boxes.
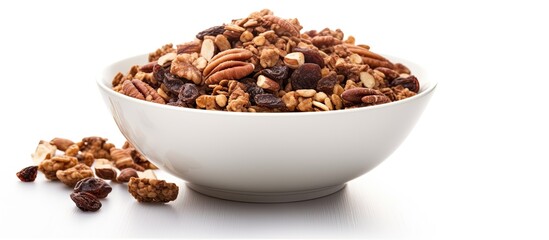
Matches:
[120,80,166,104]
[262,15,300,37]
[203,49,253,76]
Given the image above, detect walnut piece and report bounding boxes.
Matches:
[38,156,78,180]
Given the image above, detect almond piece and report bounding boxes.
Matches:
[200,39,216,61]
[283,52,305,69]
[256,75,280,92]
[360,71,376,88]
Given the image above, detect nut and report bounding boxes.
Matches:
[94,166,117,181]
[214,34,231,52]
[117,168,139,183]
[292,47,325,68]
[137,169,157,179]
[31,140,57,164]
[259,48,279,68]
[296,89,317,98]
[157,52,177,66]
[256,75,280,92]
[262,15,300,37]
[341,87,381,103]
[313,92,328,102]
[203,48,253,76]
[297,98,313,112]
[282,91,298,111]
[113,10,420,112]
[200,38,216,61]
[240,30,254,42]
[177,40,201,54]
[49,138,74,151]
[205,62,254,85]
[38,156,78,180]
[283,52,305,69]
[215,94,228,108]
[171,54,203,85]
[359,71,376,88]
[312,101,330,111]
[196,95,218,110]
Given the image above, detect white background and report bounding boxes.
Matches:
[1,0,548,239]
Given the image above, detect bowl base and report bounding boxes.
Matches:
[186,183,346,203]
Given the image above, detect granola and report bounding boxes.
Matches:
[112,10,420,112]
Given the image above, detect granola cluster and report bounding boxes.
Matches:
[113,9,420,112]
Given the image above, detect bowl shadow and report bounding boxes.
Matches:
[123,183,395,238]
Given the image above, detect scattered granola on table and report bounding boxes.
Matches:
[17,136,179,212]
[113,9,420,112]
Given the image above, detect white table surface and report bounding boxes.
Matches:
[1,0,548,239]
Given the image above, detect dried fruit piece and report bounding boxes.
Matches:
[16,166,38,182]
[74,177,112,199]
[261,65,290,83]
[391,75,420,93]
[178,83,200,105]
[196,25,225,40]
[70,192,101,212]
[290,63,322,90]
[316,72,338,94]
[128,177,179,203]
[254,94,285,108]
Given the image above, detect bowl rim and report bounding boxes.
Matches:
[97,54,437,117]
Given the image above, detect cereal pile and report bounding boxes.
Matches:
[16,137,179,212]
[113,9,419,112]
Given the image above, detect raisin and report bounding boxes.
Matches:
[74,177,112,199]
[178,83,200,104]
[254,94,285,108]
[261,65,290,83]
[16,166,38,182]
[391,75,420,93]
[246,84,264,104]
[70,192,102,212]
[292,48,325,68]
[163,73,186,94]
[240,77,257,85]
[316,72,338,94]
[290,63,322,90]
[196,25,225,40]
[153,64,166,83]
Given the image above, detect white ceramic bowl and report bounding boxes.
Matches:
[98,54,436,202]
